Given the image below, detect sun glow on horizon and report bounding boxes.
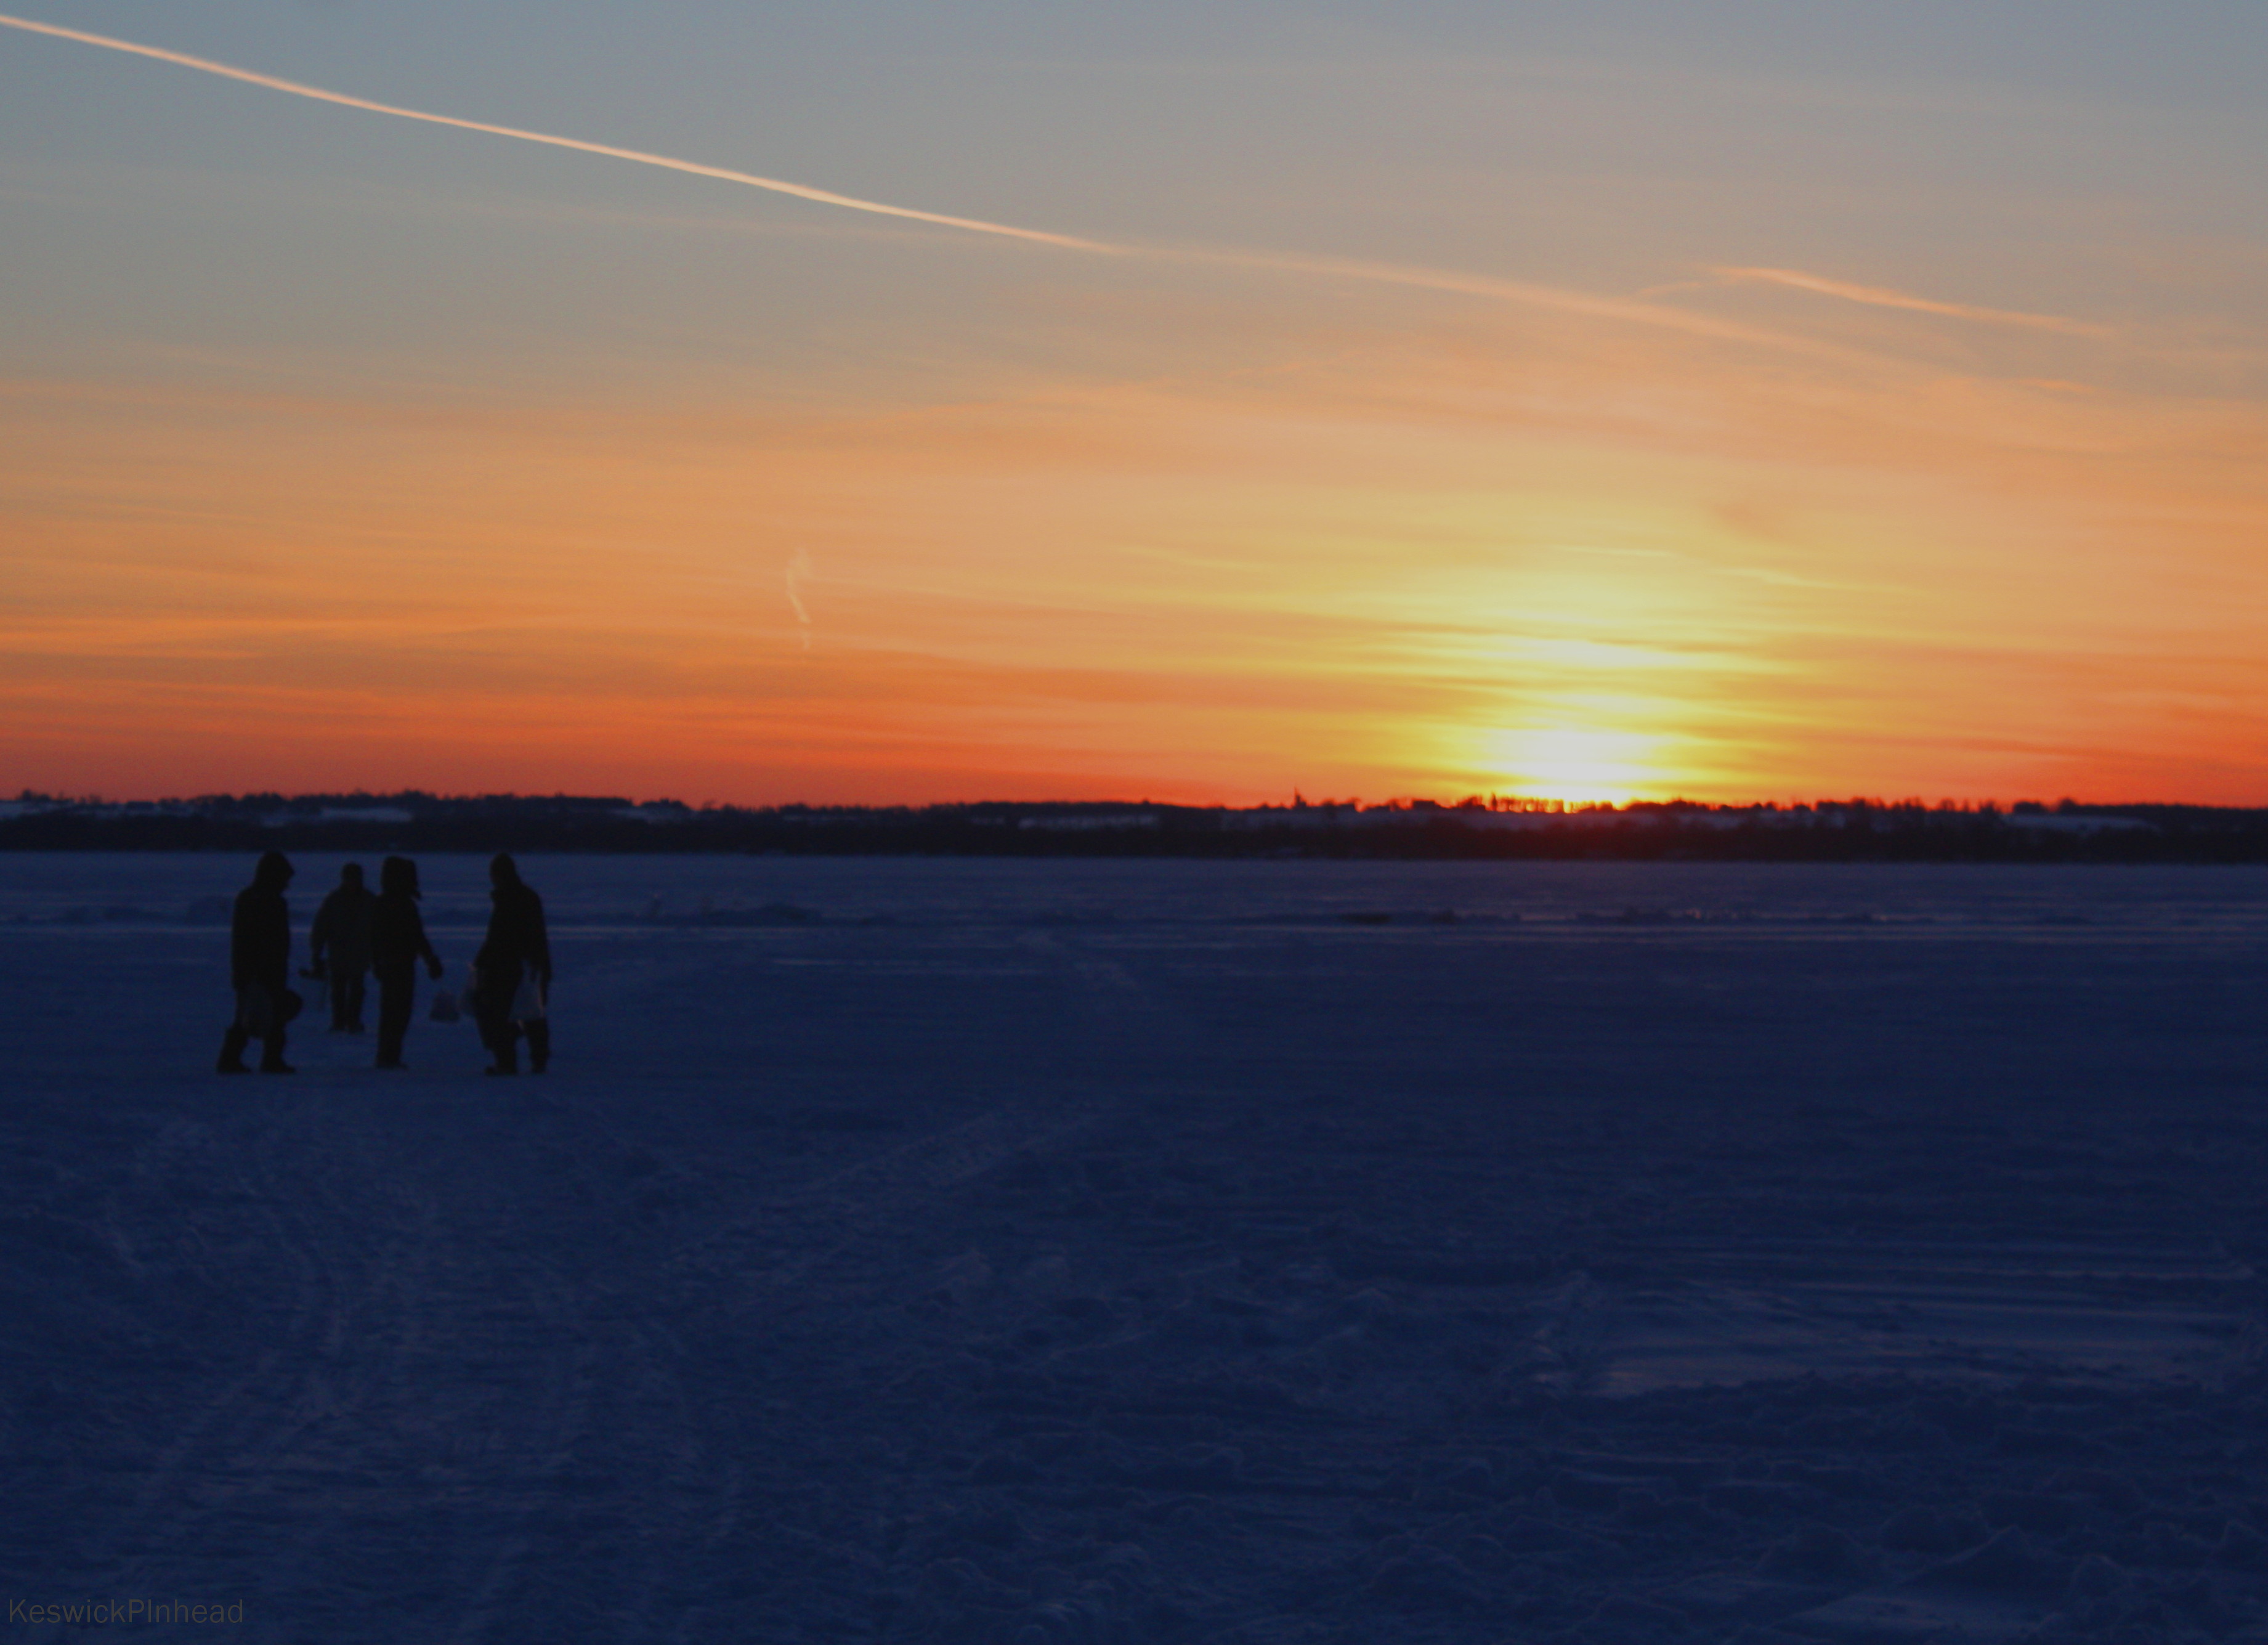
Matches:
[1484,724,1675,806]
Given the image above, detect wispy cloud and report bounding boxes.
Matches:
[1550,543,1847,593]
[1711,266,2111,338]
[785,548,814,651]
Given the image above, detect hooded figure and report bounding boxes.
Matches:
[309,862,378,1033]
[472,852,551,1075]
[371,856,443,1070]
[217,850,299,1073]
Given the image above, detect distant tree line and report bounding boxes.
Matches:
[7,791,2268,862]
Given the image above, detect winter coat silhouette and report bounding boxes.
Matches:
[472,853,551,1075]
[310,863,378,1033]
[370,856,443,1070]
[217,850,299,1074]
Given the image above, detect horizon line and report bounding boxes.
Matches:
[4,790,2253,814]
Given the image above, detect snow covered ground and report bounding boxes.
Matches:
[2,854,2266,1643]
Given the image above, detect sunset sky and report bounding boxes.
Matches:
[4,1,2265,805]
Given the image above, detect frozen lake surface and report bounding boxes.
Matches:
[3,855,2266,1641]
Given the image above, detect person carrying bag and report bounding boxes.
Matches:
[472,853,553,1076]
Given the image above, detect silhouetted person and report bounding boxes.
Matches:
[309,863,378,1033]
[472,853,551,1075]
[371,856,443,1071]
[217,850,298,1074]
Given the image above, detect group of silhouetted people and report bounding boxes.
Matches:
[217,850,552,1076]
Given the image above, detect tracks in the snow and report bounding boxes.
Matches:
[668,1091,1117,1312]
[37,1045,1122,1641]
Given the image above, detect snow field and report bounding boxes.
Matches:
[2,855,2266,1642]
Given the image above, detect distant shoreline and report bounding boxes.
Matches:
[6,793,2268,863]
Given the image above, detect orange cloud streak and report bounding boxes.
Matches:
[1,238,2260,803]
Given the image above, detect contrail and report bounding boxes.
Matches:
[1167,247,1818,352]
[0,11,2105,360]
[1711,266,2109,338]
[0,10,1111,251]
[0,12,1690,331]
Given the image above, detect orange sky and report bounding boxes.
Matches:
[4,5,2265,805]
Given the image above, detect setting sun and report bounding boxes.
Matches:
[1485,725,1673,806]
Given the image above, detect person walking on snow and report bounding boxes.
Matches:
[371,855,443,1071]
[217,850,299,1074]
[309,861,378,1033]
[472,852,551,1075]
